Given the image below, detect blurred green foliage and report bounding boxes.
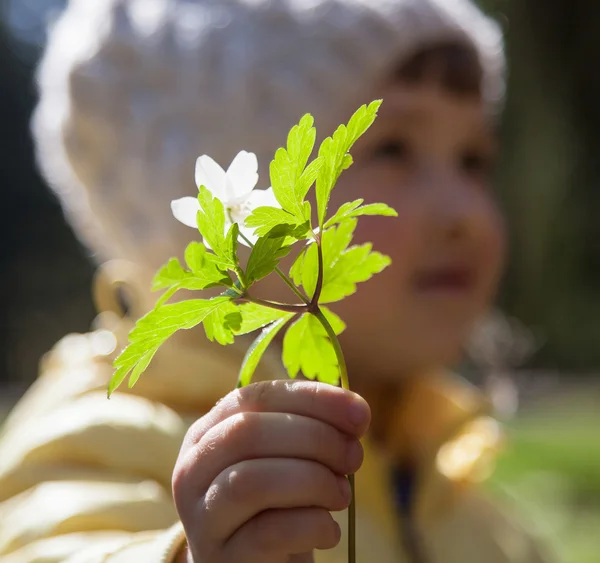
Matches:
[488,390,600,563]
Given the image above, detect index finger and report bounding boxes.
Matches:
[184,380,371,448]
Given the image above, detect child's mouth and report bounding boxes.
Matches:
[413,265,475,295]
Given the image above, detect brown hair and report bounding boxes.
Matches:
[392,41,483,98]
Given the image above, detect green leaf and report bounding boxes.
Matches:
[320,306,346,335]
[245,206,305,239]
[184,242,232,286]
[296,156,323,202]
[324,200,397,229]
[246,234,293,285]
[109,297,233,396]
[153,286,181,309]
[235,303,294,335]
[289,249,306,286]
[150,246,231,307]
[196,185,239,270]
[152,258,188,291]
[203,300,242,345]
[346,101,382,144]
[219,222,240,270]
[316,100,382,226]
[301,243,319,298]
[184,242,206,274]
[321,244,391,303]
[282,313,340,385]
[292,219,391,303]
[270,114,318,218]
[289,114,316,173]
[237,314,295,387]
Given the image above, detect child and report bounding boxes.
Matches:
[0,0,551,562]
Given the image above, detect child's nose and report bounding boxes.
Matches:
[428,174,484,240]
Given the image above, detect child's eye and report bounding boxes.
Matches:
[371,139,410,163]
[459,149,494,179]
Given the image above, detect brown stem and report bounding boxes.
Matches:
[242,295,308,314]
[310,236,324,308]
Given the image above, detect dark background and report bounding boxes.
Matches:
[1,0,95,387]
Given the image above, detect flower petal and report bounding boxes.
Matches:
[226,150,259,203]
[195,155,227,199]
[238,222,258,247]
[245,187,281,210]
[171,197,200,228]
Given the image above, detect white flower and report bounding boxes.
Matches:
[170,150,280,247]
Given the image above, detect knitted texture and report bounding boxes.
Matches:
[32,0,505,268]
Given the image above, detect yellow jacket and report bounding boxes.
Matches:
[0,273,552,563]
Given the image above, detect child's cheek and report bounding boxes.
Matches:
[354,204,421,262]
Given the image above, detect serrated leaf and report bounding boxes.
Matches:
[195,185,240,271]
[196,185,227,257]
[324,200,397,229]
[153,285,180,309]
[152,258,188,291]
[270,113,318,219]
[151,246,231,307]
[282,313,339,385]
[291,219,391,304]
[323,217,356,260]
[203,300,242,345]
[235,303,294,335]
[316,100,382,226]
[289,114,316,173]
[246,234,293,285]
[184,242,232,286]
[109,297,233,396]
[346,100,382,144]
[237,314,295,387]
[301,242,319,298]
[289,250,306,286]
[219,222,240,271]
[296,157,323,201]
[322,199,364,230]
[320,306,346,335]
[184,242,206,274]
[320,244,391,303]
[245,206,303,238]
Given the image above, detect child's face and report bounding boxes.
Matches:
[328,81,506,380]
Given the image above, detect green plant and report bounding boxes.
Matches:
[108,99,396,562]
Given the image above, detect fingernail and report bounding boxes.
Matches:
[337,475,351,502]
[348,397,370,429]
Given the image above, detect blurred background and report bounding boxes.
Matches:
[1,0,599,561]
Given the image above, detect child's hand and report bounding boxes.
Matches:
[172,380,370,563]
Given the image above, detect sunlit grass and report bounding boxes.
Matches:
[488,389,600,563]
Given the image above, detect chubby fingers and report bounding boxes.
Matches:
[200,457,350,545]
[176,411,364,498]
[184,380,371,447]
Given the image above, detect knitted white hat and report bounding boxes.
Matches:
[32,0,505,270]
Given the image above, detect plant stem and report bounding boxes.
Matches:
[312,307,354,563]
[238,226,355,561]
[243,295,307,313]
[275,266,311,305]
[310,238,324,306]
[236,229,311,305]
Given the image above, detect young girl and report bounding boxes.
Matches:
[0,0,551,562]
